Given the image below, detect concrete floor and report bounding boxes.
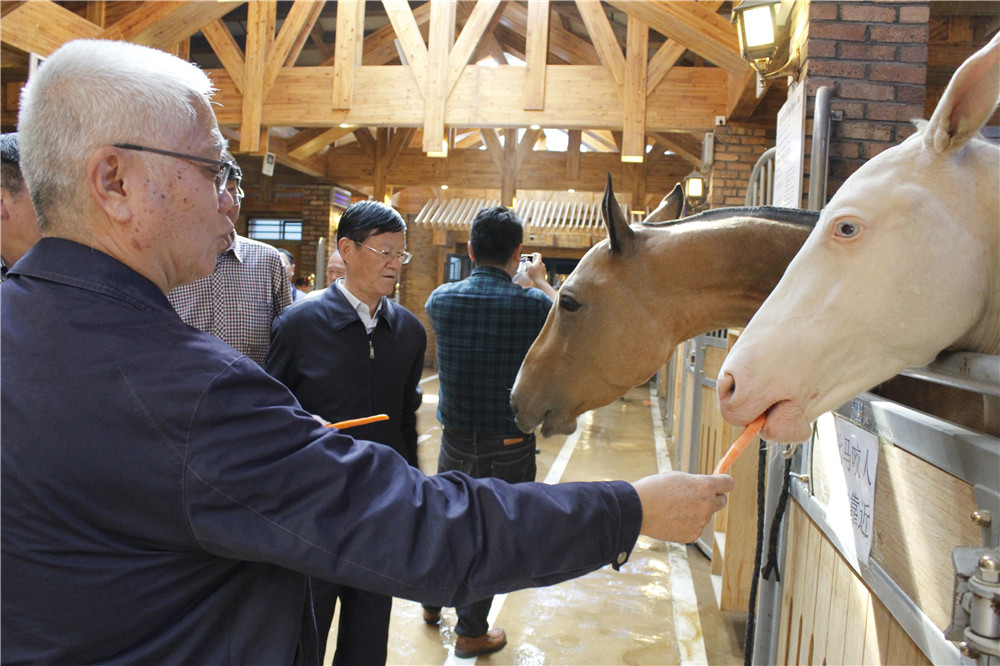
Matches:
[325,373,747,665]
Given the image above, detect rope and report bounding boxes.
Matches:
[761,455,793,582]
[743,439,768,666]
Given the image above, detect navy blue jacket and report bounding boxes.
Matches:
[0,238,641,665]
[266,284,426,466]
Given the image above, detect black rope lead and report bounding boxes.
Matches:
[761,454,793,583]
[743,439,768,666]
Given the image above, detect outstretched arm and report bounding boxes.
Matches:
[633,471,734,543]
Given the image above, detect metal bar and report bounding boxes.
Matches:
[808,86,832,211]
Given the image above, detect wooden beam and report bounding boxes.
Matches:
[500,128,516,206]
[607,1,746,77]
[362,2,431,66]
[240,0,272,154]
[288,127,355,159]
[480,128,505,174]
[0,1,102,56]
[382,0,429,95]
[222,127,327,178]
[575,0,625,93]
[101,1,237,50]
[523,0,549,110]
[386,127,416,165]
[621,15,648,161]
[374,127,389,202]
[211,65,728,133]
[446,1,503,93]
[516,128,542,170]
[650,131,702,167]
[202,19,246,93]
[86,1,107,27]
[423,0,455,154]
[566,129,581,181]
[266,0,325,90]
[353,127,376,160]
[332,0,366,109]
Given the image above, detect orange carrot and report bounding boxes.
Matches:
[713,414,766,475]
[325,414,390,430]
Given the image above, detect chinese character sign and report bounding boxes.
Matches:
[835,417,879,564]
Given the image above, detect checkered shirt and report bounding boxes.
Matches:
[168,236,291,366]
[425,266,553,436]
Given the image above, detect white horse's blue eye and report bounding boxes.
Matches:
[834,220,861,238]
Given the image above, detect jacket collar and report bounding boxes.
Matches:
[317,283,397,332]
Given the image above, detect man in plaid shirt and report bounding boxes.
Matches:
[168,155,291,366]
[422,206,557,658]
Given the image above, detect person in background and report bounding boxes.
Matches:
[277,248,304,303]
[0,132,41,281]
[168,152,291,366]
[267,200,426,665]
[421,207,557,658]
[305,250,347,300]
[2,37,733,664]
[295,276,312,295]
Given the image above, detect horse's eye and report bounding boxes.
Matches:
[833,218,862,239]
[559,295,582,312]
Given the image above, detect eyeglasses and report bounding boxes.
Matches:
[355,241,412,265]
[226,180,245,205]
[113,143,235,197]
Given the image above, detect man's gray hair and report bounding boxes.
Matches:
[18,39,220,231]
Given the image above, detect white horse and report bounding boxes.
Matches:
[717,35,1000,444]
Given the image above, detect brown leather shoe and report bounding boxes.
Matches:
[454,628,507,659]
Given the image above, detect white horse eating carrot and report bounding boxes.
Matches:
[717,35,1000,444]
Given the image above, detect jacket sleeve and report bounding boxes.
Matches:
[181,358,642,608]
[265,312,294,389]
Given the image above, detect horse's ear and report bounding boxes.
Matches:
[602,173,636,254]
[644,183,684,224]
[924,33,1000,154]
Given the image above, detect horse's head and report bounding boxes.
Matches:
[510,176,683,436]
[718,34,1000,443]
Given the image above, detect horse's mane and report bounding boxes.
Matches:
[641,206,819,229]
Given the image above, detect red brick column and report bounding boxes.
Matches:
[709,125,774,208]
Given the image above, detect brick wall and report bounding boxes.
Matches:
[300,184,339,288]
[401,221,440,368]
[709,125,775,208]
[805,1,929,199]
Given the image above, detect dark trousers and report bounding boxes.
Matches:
[423,428,537,637]
[312,578,392,665]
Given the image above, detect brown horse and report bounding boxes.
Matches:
[510,176,818,437]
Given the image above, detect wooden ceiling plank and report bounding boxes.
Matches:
[382,0,429,95]
[549,17,601,66]
[622,15,648,161]
[332,0,366,109]
[422,0,454,154]
[360,2,431,66]
[608,0,745,77]
[523,0,549,110]
[0,1,102,57]
[222,126,327,178]
[202,19,246,93]
[86,1,107,28]
[240,0,272,154]
[574,0,625,95]
[447,0,504,92]
[101,1,237,50]
[288,126,355,159]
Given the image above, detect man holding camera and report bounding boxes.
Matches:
[422,206,557,658]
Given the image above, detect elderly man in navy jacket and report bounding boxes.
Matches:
[1,38,733,664]
[267,200,426,664]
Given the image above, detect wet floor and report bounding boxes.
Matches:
[325,372,747,665]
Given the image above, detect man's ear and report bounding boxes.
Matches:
[87,146,132,225]
[467,240,476,263]
[1,188,9,221]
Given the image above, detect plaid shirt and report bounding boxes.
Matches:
[426,266,553,436]
[168,236,291,366]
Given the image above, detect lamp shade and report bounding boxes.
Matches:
[732,0,780,66]
[683,171,707,206]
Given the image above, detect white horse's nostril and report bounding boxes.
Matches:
[718,371,736,400]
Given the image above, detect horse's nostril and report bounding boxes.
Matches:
[719,372,736,399]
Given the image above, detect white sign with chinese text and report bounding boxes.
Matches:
[833,417,879,564]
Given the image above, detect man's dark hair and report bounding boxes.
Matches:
[469,206,523,265]
[337,200,406,243]
[1,132,25,194]
[276,248,294,264]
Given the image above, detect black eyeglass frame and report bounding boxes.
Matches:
[354,240,413,265]
[113,143,235,196]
